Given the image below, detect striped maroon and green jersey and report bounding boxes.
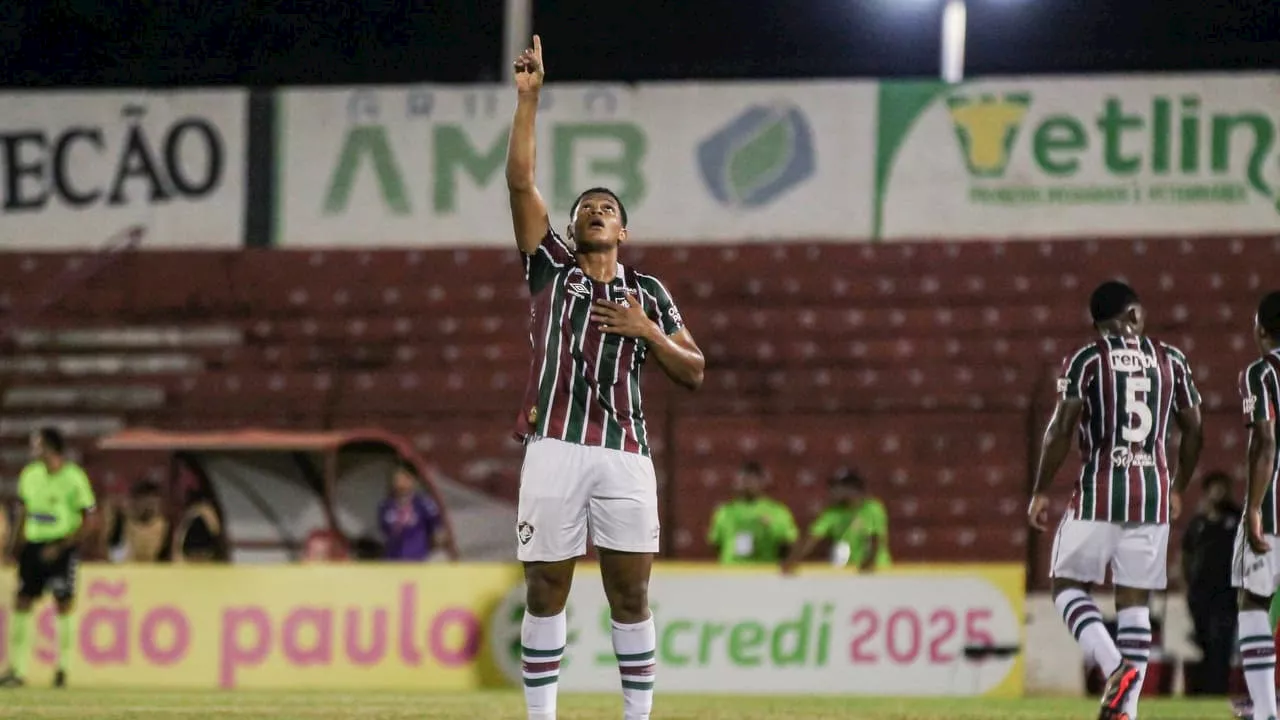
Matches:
[1058,335,1200,524]
[1240,351,1280,534]
[512,229,685,456]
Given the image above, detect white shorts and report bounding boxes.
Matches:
[516,436,660,562]
[1049,518,1169,589]
[1231,526,1280,598]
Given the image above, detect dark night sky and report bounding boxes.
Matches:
[1,0,1278,87]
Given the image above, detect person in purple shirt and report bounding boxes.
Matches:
[378,465,450,561]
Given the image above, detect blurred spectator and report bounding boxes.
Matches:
[706,461,798,565]
[105,481,171,563]
[784,470,892,573]
[1180,471,1240,695]
[378,464,450,562]
[0,499,9,567]
[174,488,225,563]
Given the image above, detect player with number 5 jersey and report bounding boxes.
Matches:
[1027,281,1203,720]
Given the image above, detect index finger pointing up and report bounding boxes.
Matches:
[532,34,542,57]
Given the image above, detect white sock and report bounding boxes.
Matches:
[521,611,566,720]
[1239,610,1277,720]
[612,614,657,720]
[1054,588,1122,676]
[1116,606,1152,719]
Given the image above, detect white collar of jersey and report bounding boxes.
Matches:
[572,262,627,286]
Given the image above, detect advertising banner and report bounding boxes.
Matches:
[275,82,877,246]
[0,564,520,689]
[0,90,246,249]
[489,564,1026,696]
[875,73,1280,239]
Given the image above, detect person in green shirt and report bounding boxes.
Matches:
[0,428,96,689]
[784,470,891,573]
[707,461,798,565]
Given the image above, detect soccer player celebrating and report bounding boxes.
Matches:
[506,36,705,720]
[1231,291,1280,720]
[1027,281,1203,720]
[0,427,97,689]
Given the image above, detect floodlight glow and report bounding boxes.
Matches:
[941,0,967,83]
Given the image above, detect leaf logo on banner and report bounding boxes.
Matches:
[944,93,1032,178]
[697,104,816,209]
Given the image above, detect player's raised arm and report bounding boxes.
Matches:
[506,34,551,254]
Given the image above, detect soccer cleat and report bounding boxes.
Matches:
[53,669,66,688]
[0,670,25,688]
[1230,696,1253,719]
[1097,661,1140,720]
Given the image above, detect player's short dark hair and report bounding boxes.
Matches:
[570,187,628,228]
[37,426,65,455]
[830,469,866,492]
[739,460,765,478]
[1089,281,1140,324]
[1258,291,1280,340]
[1201,471,1233,490]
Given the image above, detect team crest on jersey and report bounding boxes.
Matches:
[1112,446,1156,468]
[1110,349,1156,373]
[567,282,590,298]
[517,522,535,545]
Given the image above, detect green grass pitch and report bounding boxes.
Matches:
[0,690,1234,719]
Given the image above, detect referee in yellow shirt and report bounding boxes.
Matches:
[0,428,96,689]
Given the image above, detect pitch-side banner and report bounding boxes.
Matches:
[274,82,877,246]
[0,90,246,249]
[490,564,1026,697]
[874,73,1280,239]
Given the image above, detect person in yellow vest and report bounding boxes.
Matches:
[105,481,171,563]
[0,428,96,689]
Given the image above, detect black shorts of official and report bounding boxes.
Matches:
[17,542,79,601]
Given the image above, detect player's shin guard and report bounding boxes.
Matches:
[612,614,656,720]
[1053,588,1122,676]
[55,613,73,672]
[521,610,566,720]
[8,611,32,678]
[1238,610,1278,720]
[1116,606,1152,719]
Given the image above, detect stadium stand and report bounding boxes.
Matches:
[1,235,1272,578]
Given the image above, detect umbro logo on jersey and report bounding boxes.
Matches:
[567,283,590,298]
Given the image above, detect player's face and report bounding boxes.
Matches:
[1128,304,1146,335]
[392,470,416,497]
[134,493,162,519]
[571,194,626,250]
[735,471,765,498]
